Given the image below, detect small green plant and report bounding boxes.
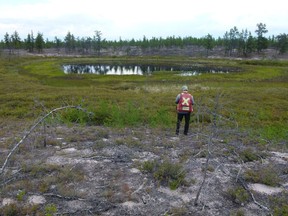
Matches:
[16,189,26,201]
[44,203,57,216]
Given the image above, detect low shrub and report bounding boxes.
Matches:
[141,160,186,190]
[141,160,158,173]
[239,148,259,162]
[230,208,246,216]
[244,165,281,186]
[0,204,20,216]
[226,186,250,205]
[0,203,41,216]
[270,192,288,216]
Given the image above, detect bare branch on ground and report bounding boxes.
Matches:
[0,105,89,175]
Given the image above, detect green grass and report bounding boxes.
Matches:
[0,55,287,146]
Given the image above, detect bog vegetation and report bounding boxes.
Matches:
[0,55,287,145]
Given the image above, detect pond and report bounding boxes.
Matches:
[62,64,238,75]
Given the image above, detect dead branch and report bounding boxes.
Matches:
[43,192,84,201]
[237,177,271,212]
[0,168,23,186]
[232,150,271,213]
[194,93,223,206]
[194,152,211,206]
[131,177,148,196]
[194,135,212,206]
[0,105,89,175]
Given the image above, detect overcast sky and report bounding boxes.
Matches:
[0,0,287,41]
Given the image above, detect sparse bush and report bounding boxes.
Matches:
[22,164,61,177]
[154,161,186,190]
[60,108,92,125]
[103,188,115,202]
[20,163,85,196]
[169,206,189,216]
[148,106,174,128]
[38,180,50,193]
[57,183,79,198]
[141,160,158,173]
[226,186,250,205]
[97,128,109,139]
[239,147,259,162]
[141,160,186,190]
[92,101,112,125]
[2,179,34,194]
[230,208,245,216]
[57,165,85,183]
[107,101,143,127]
[274,205,288,216]
[269,192,288,216]
[117,136,141,148]
[0,203,41,216]
[0,204,20,216]
[244,165,281,186]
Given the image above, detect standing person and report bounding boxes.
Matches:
[175,85,194,135]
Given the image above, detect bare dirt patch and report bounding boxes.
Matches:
[0,124,287,215]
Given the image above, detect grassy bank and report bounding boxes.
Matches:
[0,55,287,147]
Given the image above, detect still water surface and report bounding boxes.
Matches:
[62,64,232,75]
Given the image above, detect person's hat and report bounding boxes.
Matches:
[182,85,188,91]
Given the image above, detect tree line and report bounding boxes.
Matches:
[1,23,287,57]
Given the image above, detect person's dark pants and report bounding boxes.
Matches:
[176,112,191,135]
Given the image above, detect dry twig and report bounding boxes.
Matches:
[0,105,88,175]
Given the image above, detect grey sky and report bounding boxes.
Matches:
[0,0,287,41]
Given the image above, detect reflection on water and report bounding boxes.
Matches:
[62,64,175,75]
[62,64,233,75]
